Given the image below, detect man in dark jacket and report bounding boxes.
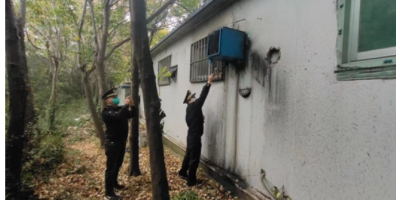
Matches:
[178,73,214,186]
[101,88,135,200]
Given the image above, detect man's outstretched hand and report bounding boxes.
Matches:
[207,73,215,84]
[125,96,134,106]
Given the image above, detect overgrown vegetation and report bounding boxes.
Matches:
[172,190,199,200]
[22,134,65,183]
[21,98,90,198]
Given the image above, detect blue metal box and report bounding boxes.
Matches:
[207,27,246,62]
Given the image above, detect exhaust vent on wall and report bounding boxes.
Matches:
[207,27,246,64]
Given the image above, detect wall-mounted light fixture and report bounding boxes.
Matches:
[170,65,178,81]
[239,87,251,98]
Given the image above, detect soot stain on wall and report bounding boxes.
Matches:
[206,111,226,167]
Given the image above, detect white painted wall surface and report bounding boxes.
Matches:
[144,0,395,199]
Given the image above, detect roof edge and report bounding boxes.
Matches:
[150,0,237,56]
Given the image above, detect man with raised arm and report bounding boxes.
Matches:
[178,73,215,186]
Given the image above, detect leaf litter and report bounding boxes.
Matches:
[33,125,238,200]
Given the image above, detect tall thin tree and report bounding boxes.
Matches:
[91,0,109,109]
[131,0,170,198]
[6,0,29,198]
[77,0,106,147]
[128,0,141,176]
[128,0,177,177]
[17,0,36,134]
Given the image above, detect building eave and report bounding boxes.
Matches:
[150,0,237,56]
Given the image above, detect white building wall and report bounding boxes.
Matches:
[145,0,395,199]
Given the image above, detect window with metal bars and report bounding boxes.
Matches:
[158,55,171,86]
[190,37,224,83]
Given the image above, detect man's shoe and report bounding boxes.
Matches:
[104,194,122,200]
[114,183,125,190]
[187,179,203,187]
[178,172,188,180]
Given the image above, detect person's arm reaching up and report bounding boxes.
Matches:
[194,73,214,108]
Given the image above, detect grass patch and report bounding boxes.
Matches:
[172,190,199,200]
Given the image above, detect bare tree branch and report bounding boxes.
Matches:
[78,0,89,67]
[146,0,176,24]
[66,4,79,27]
[28,23,53,46]
[108,20,127,37]
[89,0,175,62]
[103,0,175,60]
[30,50,51,67]
[88,0,100,52]
[105,36,130,60]
[149,24,157,45]
[25,30,44,50]
[78,0,88,37]
[99,0,111,59]
[148,9,169,45]
[175,1,191,12]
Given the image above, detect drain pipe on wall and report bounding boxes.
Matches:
[233,67,239,168]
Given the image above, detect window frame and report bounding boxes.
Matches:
[336,0,396,81]
[348,0,396,61]
[158,55,172,86]
[190,37,225,83]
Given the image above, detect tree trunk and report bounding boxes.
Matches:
[77,0,106,147]
[48,63,58,132]
[128,61,141,175]
[128,0,141,177]
[46,5,62,133]
[95,61,107,109]
[127,0,175,178]
[131,0,170,199]
[17,0,36,133]
[94,0,111,110]
[6,0,28,198]
[90,76,96,98]
[91,75,99,105]
[82,67,106,146]
[128,0,141,174]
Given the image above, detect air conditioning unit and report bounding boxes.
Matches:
[207,27,246,63]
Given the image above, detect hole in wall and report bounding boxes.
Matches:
[266,47,281,64]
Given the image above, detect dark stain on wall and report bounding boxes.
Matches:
[206,112,226,167]
[249,47,282,104]
[249,51,270,87]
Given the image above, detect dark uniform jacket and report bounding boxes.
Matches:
[186,84,211,141]
[102,105,135,142]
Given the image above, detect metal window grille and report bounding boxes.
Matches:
[158,55,171,86]
[190,37,224,83]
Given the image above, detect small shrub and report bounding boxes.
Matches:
[172,190,199,200]
[22,133,65,182]
[36,134,65,166]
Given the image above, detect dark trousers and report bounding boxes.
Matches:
[179,137,202,184]
[105,140,126,195]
